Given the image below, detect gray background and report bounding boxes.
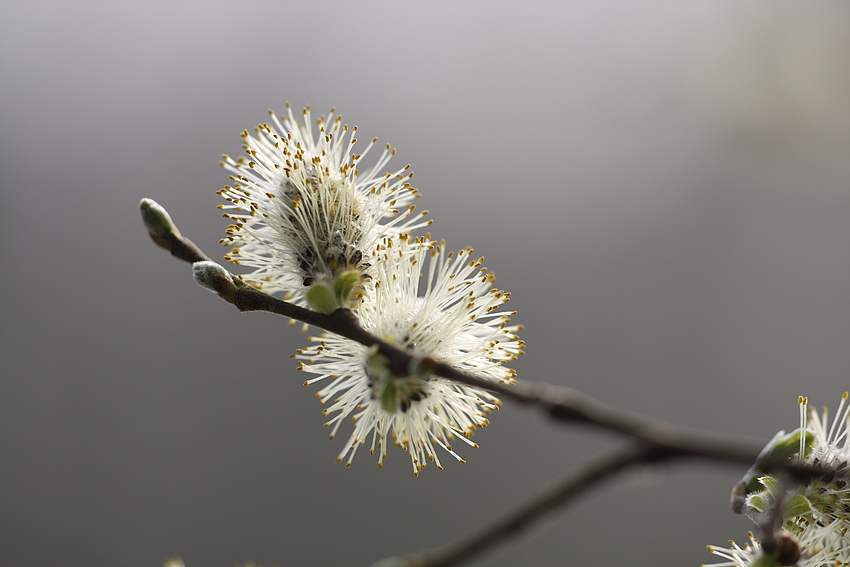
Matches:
[2,1,849,566]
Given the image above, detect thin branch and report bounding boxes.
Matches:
[148,220,840,488]
[386,443,660,567]
[143,218,837,479]
[148,231,211,264]
[384,445,824,567]
[150,222,763,466]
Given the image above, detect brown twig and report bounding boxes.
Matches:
[141,213,838,485]
[385,443,659,567]
[143,216,770,467]
[209,276,763,467]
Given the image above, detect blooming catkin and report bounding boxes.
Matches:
[294,234,524,475]
[218,104,430,307]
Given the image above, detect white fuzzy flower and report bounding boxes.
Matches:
[705,532,765,567]
[788,393,850,563]
[803,393,850,472]
[721,393,850,567]
[704,528,843,567]
[294,234,524,475]
[217,104,431,307]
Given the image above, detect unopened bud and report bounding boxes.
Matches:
[364,344,397,413]
[306,282,339,314]
[333,270,362,307]
[140,198,177,239]
[749,554,784,567]
[192,261,237,299]
[732,428,814,513]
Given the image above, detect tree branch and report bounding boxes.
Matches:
[378,443,662,567]
[140,212,776,468]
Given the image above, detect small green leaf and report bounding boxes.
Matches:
[333,270,361,306]
[785,494,813,518]
[765,429,814,463]
[747,494,769,513]
[750,554,784,567]
[381,379,398,413]
[737,429,815,498]
[759,476,780,498]
[306,283,338,314]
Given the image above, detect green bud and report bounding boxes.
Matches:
[381,379,399,413]
[192,261,235,295]
[747,493,769,513]
[139,198,177,239]
[306,283,338,314]
[763,428,814,463]
[784,493,813,518]
[364,345,399,413]
[333,270,362,307]
[750,554,784,567]
[736,429,815,500]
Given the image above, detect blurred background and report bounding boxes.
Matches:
[2,1,849,566]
